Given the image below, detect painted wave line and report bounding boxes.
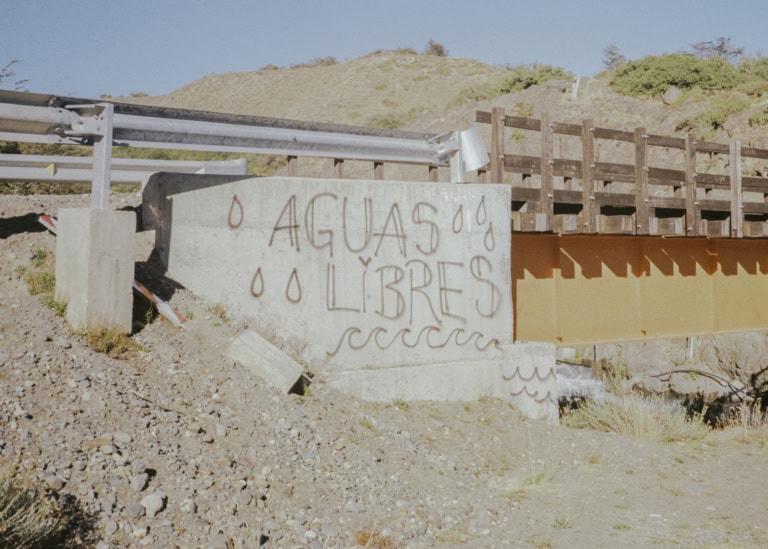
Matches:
[327,326,500,357]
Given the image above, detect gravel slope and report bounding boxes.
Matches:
[2,193,768,548]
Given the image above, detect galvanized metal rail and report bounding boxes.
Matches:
[0,153,248,183]
[0,90,486,208]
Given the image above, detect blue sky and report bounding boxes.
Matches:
[1,0,766,98]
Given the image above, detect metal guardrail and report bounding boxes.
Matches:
[0,154,248,183]
[0,90,488,208]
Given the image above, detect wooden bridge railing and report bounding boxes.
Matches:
[476,108,768,237]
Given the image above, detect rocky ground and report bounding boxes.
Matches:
[2,192,768,548]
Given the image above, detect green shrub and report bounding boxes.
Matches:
[514,101,535,118]
[496,63,573,94]
[366,113,406,129]
[24,270,55,296]
[424,39,448,57]
[610,53,742,97]
[737,55,768,80]
[0,141,20,154]
[676,95,751,138]
[290,56,337,69]
[749,106,768,127]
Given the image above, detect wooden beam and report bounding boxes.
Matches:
[540,111,554,231]
[684,133,699,236]
[490,107,505,183]
[730,140,743,238]
[634,127,650,235]
[581,119,595,232]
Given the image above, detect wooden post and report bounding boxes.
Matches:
[286,156,298,177]
[373,161,384,180]
[730,140,743,238]
[581,119,595,233]
[634,127,649,235]
[428,165,438,182]
[477,169,487,184]
[491,107,505,183]
[540,112,554,231]
[334,158,344,178]
[684,133,699,236]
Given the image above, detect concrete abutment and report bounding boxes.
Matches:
[140,174,558,419]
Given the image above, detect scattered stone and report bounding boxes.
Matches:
[131,458,147,475]
[141,492,165,518]
[131,472,149,492]
[45,475,65,491]
[208,533,230,549]
[99,444,116,455]
[237,488,252,507]
[127,501,146,519]
[180,498,196,514]
[113,431,133,445]
[662,85,683,105]
[54,337,72,349]
[103,518,119,536]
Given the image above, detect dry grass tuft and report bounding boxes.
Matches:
[719,402,768,447]
[21,247,68,316]
[0,467,63,547]
[355,523,398,548]
[83,328,141,358]
[562,395,710,443]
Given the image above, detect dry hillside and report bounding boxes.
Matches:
[122,51,768,149]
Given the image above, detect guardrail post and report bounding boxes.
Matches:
[286,156,298,177]
[373,161,384,180]
[92,103,114,210]
[730,139,743,238]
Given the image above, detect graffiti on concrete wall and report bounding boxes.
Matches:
[223,187,509,360]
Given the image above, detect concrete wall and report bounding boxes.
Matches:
[144,175,513,370]
[142,174,557,420]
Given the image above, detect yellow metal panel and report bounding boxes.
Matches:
[554,236,642,343]
[511,234,556,342]
[711,240,768,332]
[512,235,768,345]
[639,238,715,338]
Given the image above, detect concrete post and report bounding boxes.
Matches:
[54,208,135,333]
